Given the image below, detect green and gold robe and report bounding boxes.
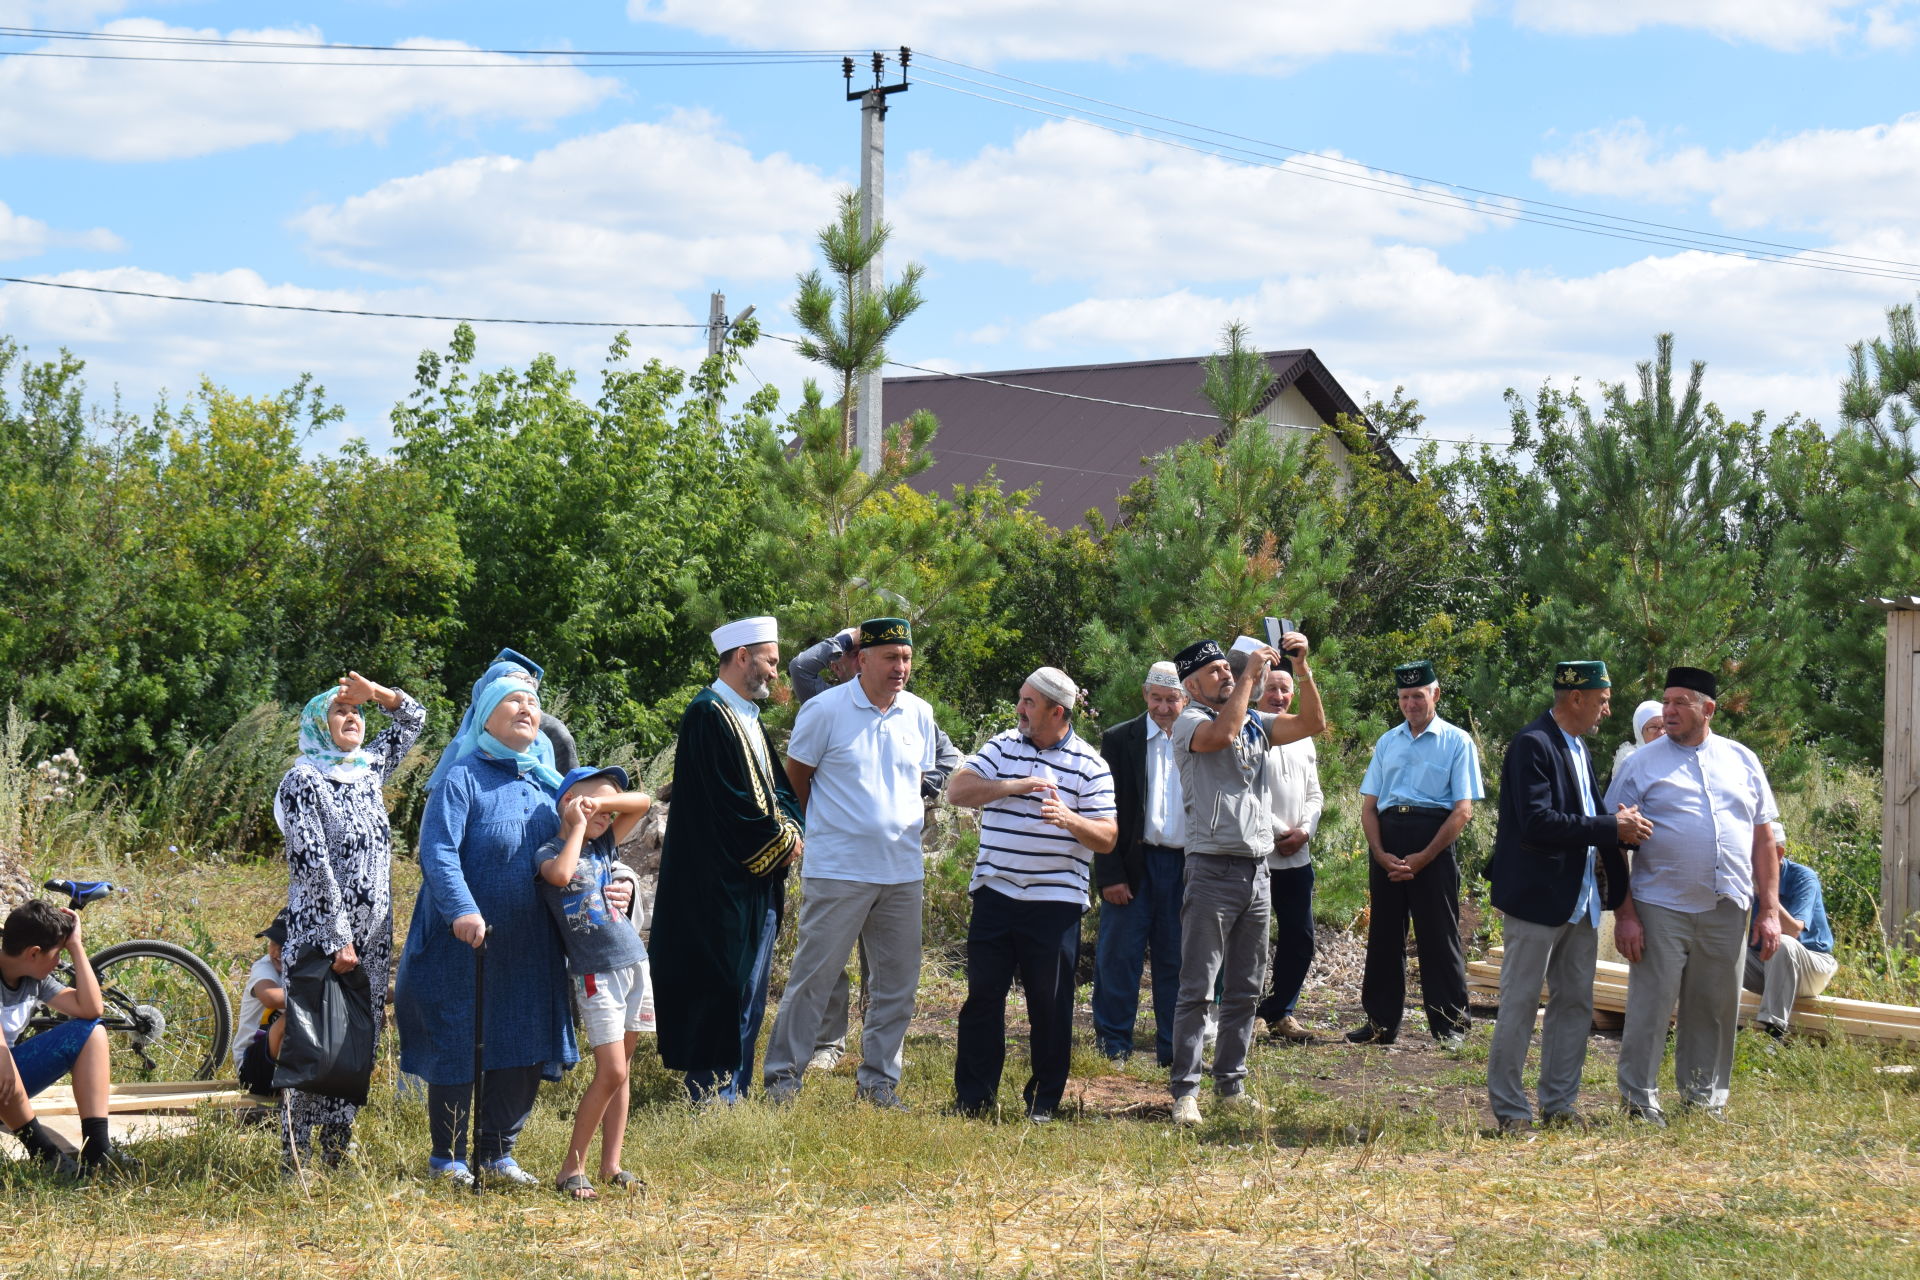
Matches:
[651,687,803,1073]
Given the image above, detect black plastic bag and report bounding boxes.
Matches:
[271,949,375,1106]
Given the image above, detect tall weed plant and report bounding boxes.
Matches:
[135,703,297,860]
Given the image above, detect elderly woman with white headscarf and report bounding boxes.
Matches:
[274,670,426,1170]
[1612,700,1666,778]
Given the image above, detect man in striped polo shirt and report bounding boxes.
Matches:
[948,667,1118,1121]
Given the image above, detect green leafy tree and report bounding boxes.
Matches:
[793,189,926,454]
[1503,334,1801,756]
[1079,324,1349,722]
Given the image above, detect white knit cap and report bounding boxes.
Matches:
[1144,661,1181,689]
[1025,666,1078,708]
[1230,635,1265,655]
[711,616,778,654]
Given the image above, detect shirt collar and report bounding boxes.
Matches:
[1022,726,1077,752]
[709,678,761,721]
[1146,717,1170,742]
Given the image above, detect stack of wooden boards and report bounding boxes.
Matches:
[30,1079,257,1117]
[1467,946,1920,1043]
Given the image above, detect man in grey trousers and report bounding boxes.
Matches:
[1484,661,1648,1134]
[1164,631,1324,1126]
[1604,666,1781,1124]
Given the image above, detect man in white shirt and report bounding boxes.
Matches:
[1242,659,1324,1044]
[1092,662,1189,1066]
[762,618,938,1110]
[1605,665,1781,1124]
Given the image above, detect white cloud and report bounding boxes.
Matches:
[1533,116,1920,236]
[1002,236,1907,441]
[289,113,838,318]
[0,19,619,161]
[0,264,825,450]
[0,199,121,259]
[896,121,1498,291]
[1510,0,1916,50]
[629,0,1479,71]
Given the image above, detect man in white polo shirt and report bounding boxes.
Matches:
[762,617,938,1109]
[948,667,1117,1121]
[1605,665,1780,1124]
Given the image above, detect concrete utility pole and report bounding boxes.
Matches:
[845,48,909,475]
[707,291,727,358]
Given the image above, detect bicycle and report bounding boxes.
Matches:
[21,878,235,1082]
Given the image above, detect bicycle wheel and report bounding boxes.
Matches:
[88,940,234,1082]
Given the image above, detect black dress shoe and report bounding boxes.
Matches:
[1343,1022,1396,1045]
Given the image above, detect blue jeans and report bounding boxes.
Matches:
[11,1019,99,1097]
[1090,845,1184,1065]
[685,905,778,1104]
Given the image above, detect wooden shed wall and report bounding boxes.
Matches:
[1886,607,1919,941]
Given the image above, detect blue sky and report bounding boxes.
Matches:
[2,1,1917,455]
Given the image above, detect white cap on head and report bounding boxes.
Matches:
[1026,666,1077,708]
[1144,661,1181,689]
[1230,635,1264,655]
[711,616,778,654]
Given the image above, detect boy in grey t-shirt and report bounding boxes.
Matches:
[536,765,652,1200]
[1,899,138,1176]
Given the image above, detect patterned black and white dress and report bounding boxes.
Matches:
[276,692,426,1156]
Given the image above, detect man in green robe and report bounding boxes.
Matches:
[651,615,804,1102]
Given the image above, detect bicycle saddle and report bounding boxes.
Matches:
[44,879,115,909]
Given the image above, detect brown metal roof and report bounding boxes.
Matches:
[888,348,1386,528]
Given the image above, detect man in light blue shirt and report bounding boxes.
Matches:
[1744,837,1838,1038]
[1350,660,1485,1048]
[762,618,937,1109]
[1605,665,1781,1122]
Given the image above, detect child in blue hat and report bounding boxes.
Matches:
[537,765,652,1200]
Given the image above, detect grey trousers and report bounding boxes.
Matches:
[1169,854,1270,1099]
[1487,913,1597,1124]
[1742,935,1838,1028]
[1617,898,1747,1114]
[764,877,923,1096]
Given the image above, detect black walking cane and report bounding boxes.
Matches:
[471,925,491,1196]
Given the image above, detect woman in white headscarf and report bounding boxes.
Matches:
[275,671,426,1170]
[1612,700,1665,778]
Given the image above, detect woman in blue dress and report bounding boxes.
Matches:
[395,651,577,1186]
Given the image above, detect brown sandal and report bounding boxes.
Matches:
[557,1174,597,1201]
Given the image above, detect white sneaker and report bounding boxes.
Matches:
[807,1047,843,1073]
[1171,1095,1203,1127]
[1217,1092,1268,1114]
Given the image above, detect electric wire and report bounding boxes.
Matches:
[912,70,1920,285]
[0,26,857,56]
[0,49,843,68]
[0,275,1507,445]
[918,52,1920,275]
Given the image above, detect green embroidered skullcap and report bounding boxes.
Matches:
[1553,660,1610,690]
[1394,660,1437,689]
[859,617,912,648]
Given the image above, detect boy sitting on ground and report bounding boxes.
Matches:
[537,765,652,1201]
[235,910,290,1096]
[1,899,138,1176]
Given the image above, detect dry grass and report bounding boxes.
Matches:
[5,860,1918,1279]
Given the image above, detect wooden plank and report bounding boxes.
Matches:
[31,1082,257,1118]
[1471,957,1920,1042]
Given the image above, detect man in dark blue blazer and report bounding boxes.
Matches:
[1485,660,1650,1133]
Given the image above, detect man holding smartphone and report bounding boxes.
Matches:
[1164,629,1324,1126]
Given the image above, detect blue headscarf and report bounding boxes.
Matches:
[426,649,560,794]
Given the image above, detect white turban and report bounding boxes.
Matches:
[711,616,778,654]
[1025,666,1078,708]
[1144,661,1181,689]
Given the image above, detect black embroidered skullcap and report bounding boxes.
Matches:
[1174,640,1225,681]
